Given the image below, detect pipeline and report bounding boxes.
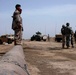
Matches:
[0,45,30,75]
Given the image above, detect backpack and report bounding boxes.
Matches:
[61,27,65,35]
[65,27,71,34]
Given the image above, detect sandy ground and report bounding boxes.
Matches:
[23,40,76,75]
[0,40,76,75]
[0,43,14,59]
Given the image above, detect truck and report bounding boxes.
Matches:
[31,34,42,41]
[55,34,62,42]
[30,31,47,41]
[0,35,14,44]
[42,35,47,41]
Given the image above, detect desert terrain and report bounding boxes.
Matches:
[0,39,76,75]
[0,44,14,59]
[23,39,76,75]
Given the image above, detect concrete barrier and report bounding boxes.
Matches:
[0,45,30,75]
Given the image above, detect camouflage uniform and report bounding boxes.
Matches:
[61,25,66,48]
[74,31,76,43]
[71,30,74,48]
[12,10,23,45]
[65,23,71,48]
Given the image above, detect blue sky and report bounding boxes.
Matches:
[0,0,76,39]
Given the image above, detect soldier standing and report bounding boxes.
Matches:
[70,28,74,48]
[61,25,66,48]
[48,34,50,41]
[12,4,23,45]
[65,23,71,48]
[74,31,76,43]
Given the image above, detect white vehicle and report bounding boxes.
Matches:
[42,35,47,41]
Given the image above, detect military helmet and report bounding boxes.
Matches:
[66,22,70,26]
[62,25,65,28]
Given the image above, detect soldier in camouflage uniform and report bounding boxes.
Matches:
[65,23,71,48]
[61,25,66,48]
[70,28,74,48]
[74,31,76,43]
[12,4,23,45]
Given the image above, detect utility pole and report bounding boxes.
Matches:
[55,24,57,35]
[45,25,46,35]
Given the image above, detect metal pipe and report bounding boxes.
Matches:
[0,45,29,75]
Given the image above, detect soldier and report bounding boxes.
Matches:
[70,28,74,48]
[61,25,66,48]
[48,34,50,41]
[65,23,71,48]
[74,31,76,43]
[12,4,23,45]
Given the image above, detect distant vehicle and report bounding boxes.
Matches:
[55,34,62,42]
[31,31,48,41]
[0,35,14,44]
[31,34,47,41]
[7,34,14,41]
[31,34,42,41]
[42,35,47,41]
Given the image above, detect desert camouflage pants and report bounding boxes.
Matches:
[14,29,22,45]
[74,37,76,43]
[62,35,65,48]
[66,34,70,48]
